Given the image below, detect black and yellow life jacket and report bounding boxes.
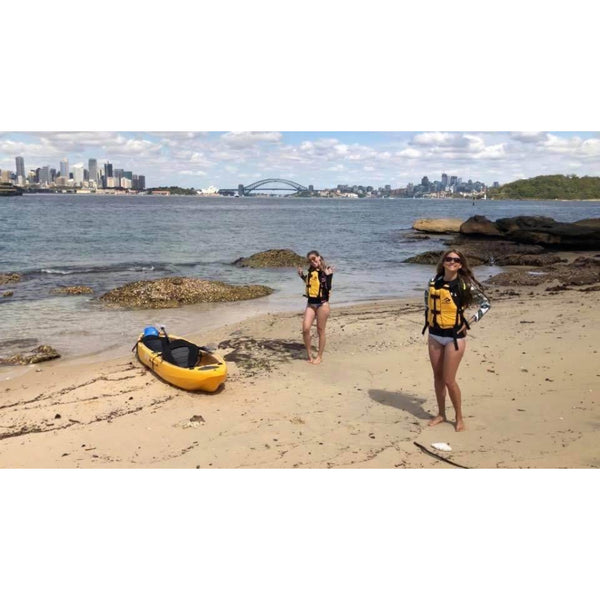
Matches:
[422,275,470,348]
[304,268,331,302]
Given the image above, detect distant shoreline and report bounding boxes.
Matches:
[17,192,600,202]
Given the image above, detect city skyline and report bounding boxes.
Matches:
[1,131,599,189]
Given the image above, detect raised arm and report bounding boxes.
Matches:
[467,284,491,324]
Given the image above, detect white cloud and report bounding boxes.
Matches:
[220,131,282,147]
[397,148,421,158]
[511,131,549,143]
[179,169,206,176]
[475,143,505,159]
[412,132,469,147]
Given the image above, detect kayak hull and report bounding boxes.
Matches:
[136,334,227,392]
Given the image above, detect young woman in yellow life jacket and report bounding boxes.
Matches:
[423,249,490,432]
[297,250,335,364]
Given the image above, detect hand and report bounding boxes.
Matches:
[297,267,304,277]
[457,323,468,336]
[324,265,335,275]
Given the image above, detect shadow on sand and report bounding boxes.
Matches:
[369,389,432,421]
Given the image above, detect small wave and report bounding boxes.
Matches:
[28,262,169,277]
[41,268,73,275]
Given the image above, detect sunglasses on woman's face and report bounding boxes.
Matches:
[444,257,462,264]
[309,256,319,262]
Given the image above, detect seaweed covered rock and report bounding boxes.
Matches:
[232,249,306,268]
[485,256,600,287]
[494,254,566,267]
[100,277,273,308]
[0,273,21,285]
[0,345,61,365]
[51,286,94,295]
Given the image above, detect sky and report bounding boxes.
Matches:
[1,131,599,190]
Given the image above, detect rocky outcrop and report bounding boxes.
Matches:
[403,251,448,265]
[485,256,600,287]
[494,254,565,267]
[100,277,273,308]
[447,240,546,264]
[459,215,502,237]
[412,218,463,234]
[404,239,565,267]
[2,291,13,297]
[0,345,61,365]
[0,273,21,284]
[404,249,486,266]
[459,215,600,250]
[51,286,94,295]
[232,249,306,268]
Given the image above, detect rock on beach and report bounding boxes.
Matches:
[0,273,21,285]
[100,277,273,309]
[51,286,94,295]
[0,345,61,365]
[232,249,306,268]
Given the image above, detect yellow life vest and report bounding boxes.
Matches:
[426,277,466,330]
[306,270,322,299]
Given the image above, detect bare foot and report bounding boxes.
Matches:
[312,356,322,365]
[428,415,446,427]
[306,356,314,363]
[455,419,465,432]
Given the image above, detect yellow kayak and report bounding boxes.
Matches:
[135,331,227,392]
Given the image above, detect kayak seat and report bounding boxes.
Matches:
[142,334,166,353]
[163,339,200,368]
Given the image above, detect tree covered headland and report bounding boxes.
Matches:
[488,175,600,200]
[146,186,197,195]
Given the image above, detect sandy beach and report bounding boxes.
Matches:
[1,270,598,469]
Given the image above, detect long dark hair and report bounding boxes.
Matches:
[435,249,483,307]
[306,250,328,271]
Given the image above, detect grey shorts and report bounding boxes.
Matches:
[429,333,464,347]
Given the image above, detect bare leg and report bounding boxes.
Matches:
[302,306,317,362]
[312,302,330,364]
[427,336,447,426]
[442,339,467,431]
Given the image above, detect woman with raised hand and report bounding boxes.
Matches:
[423,249,490,431]
[297,250,334,364]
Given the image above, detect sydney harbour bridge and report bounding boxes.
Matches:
[218,178,315,197]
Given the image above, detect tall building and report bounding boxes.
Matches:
[16,156,25,178]
[88,158,98,183]
[60,158,69,178]
[104,162,113,178]
[138,175,146,190]
[39,166,50,185]
[73,165,85,185]
[441,173,448,187]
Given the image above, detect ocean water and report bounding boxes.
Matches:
[1,194,598,361]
